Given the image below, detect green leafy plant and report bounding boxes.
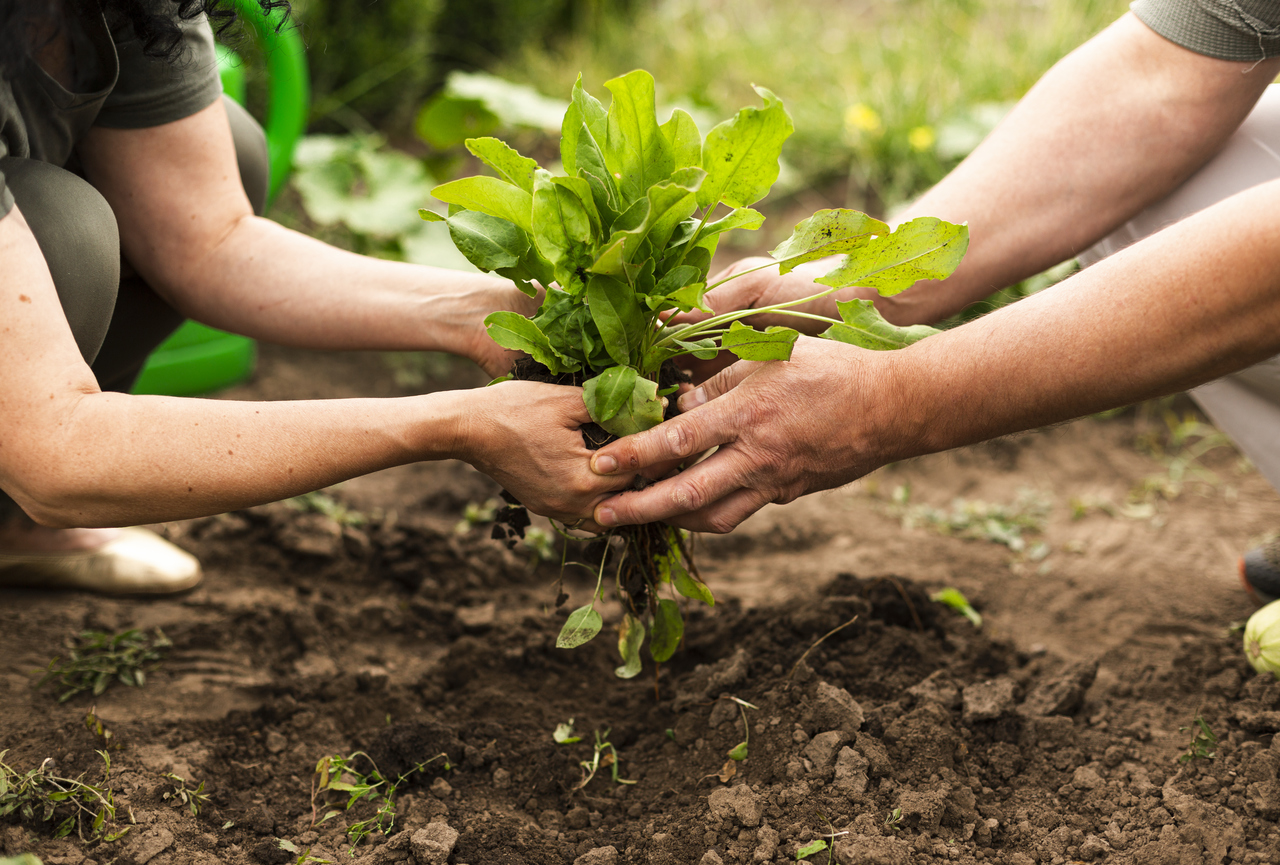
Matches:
[795,839,828,861]
[572,729,636,790]
[310,751,449,854]
[161,772,210,817]
[884,806,904,831]
[424,69,966,675]
[276,839,333,865]
[0,750,128,844]
[37,628,171,703]
[287,490,367,527]
[1178,717,1218,763]
[930,587,982,629]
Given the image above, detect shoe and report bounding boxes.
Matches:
[0,527,202,595]
[1240,537,1280,605]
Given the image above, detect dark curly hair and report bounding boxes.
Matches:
[1,0,291,77]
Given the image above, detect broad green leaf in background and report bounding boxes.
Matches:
[465,137,539,193]
[662,108,702,170]
[720,320,800,362]
[817,217,969,295]
[673,564,715,606]
[583,365,639,424]
[532,170,594,269]
[484,311,574,373]
[294,135,433,237]
[432,175,533,233]
[586,274,645,366]
[649,599,684,662]
[615,614,646,679]
[603,70,675,206]
[698,86,794,210]
[770,208,890,274]
[442,210,528,272]
[820,299,940,350]
[595,375,664,437]
[557,605,604,648]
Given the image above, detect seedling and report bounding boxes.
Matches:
[573,729,636,790]
[795,813,843,862]
[426,68,967,677]
[930,588,982,628]
[288,491,366,527]
[277,839,333,865]
[553,719,582,745]
[37,628,170,703]
[0,750,128,844]
[884,807,904,831]
[1177,717,1217,763]
[161,772,210,817]
[892,486,1049,554]
[310,751,448,854]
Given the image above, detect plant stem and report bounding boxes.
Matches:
[655,278,848,348]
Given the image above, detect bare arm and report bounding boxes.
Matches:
[0,208,623,528]
[588,178,1280,532]
[78,100,533,375]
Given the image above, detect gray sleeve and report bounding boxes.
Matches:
[0,139,12,219]
[1131,0,1280,61]
[95,13,223,129]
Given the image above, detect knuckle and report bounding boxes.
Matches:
[706,513,739,534]
[669,480,705,513]
[665,422,697,459]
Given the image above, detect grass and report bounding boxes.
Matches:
[37,628,171,703]
[309,751,450,854]
[498,0,1129,211]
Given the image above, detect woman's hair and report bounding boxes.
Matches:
[0,0,291,76]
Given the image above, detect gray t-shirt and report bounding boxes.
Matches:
[0,9,222,217]
[1133,0,1280,61]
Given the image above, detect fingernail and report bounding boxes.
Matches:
[596,506,616,527]
[677,387,707,412]
[593,455,618,475]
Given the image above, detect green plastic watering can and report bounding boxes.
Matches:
[131,0,308,397]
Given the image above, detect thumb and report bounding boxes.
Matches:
[678,359,760,412]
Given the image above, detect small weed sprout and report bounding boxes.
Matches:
[161,772,210,817]
[288,491,366,527]
[0,750,128,843]
[277,839,333,864]
[930,588,982,629]
[454,498,502,534]
[890,486,1050,555]
[310,751,449,854]
[37,628,171,703]
[1178,717,1218,763]
[795,839,828,861]
[884,807,904,831]
[573,729,635,790]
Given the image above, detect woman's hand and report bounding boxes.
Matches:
[456,381,635,522]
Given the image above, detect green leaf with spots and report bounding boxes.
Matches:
[649,599,684,662]
[615,613,645,679]
[720,320,800,362]
[595,374,664,437]
[817,217,969,295]
[557,605,603,649]
[698,86,793,210]
[603,70,674,206]
[770,208,890,274]
[820,299,940,350]
[465,137,539,194]
[431,176,533,233]
[582,365,639,424]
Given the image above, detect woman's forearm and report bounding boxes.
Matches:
[883,13,1280,325]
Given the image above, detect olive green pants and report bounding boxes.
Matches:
[0,96,268,522]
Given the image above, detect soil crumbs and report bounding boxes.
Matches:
[3,348,1280,865]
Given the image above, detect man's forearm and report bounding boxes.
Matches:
[883,13,1280,326]
[886,178,1280,461]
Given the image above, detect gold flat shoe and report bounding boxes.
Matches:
[0,527,202,595]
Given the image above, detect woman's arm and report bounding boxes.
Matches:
[78,99,531,376]
[0,206,622,527]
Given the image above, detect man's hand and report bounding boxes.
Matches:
[587,337,897,533]
[461,381,636,523]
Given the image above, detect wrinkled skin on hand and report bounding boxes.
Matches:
[588,337,901,533]
[460,380,635,522]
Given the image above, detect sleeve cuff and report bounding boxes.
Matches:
[1132,0,1280,61]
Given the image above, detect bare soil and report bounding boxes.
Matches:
[4,345,1280,865]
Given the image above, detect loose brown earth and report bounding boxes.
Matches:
[4,345,1280,865]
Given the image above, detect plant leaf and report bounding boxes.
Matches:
[614,613,646,679]
[557,605,604,649]
[484,311,575,373]
[691,207,765,249]
[649,599,684,662]
[561,74,608,176]
[931,587,983,628]
[662,108,702,170]
[444,210,528,272]
[770,208,890,274]
[728,741,749,761]
[583,366,639,424]
[673,564,715,606]
[431,176,533,234]
[817,217,969,295]
[465,137,539,194]
[796,839,829,859]
[698,86,794,210]
[532,170,594,271]
[603,70,674,206]
[820,299,940,350]
[595,375,664,437]
[662,283,711,314]
[552,175,603,240]
[586,274,645,367]
[553,720,581,744]
[720,320,799,362]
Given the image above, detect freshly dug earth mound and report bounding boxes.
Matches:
[3,496,1280,865]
